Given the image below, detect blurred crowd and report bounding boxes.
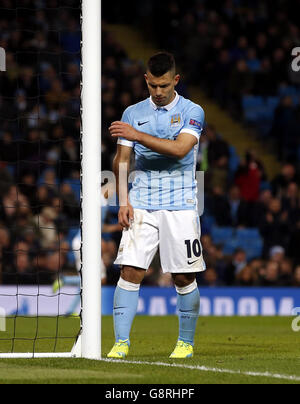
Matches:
[0,0,299,288]
[102,0,300,288]
[104,0,300,163]
[0,0,81,284]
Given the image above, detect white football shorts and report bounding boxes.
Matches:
[114,209,206,274]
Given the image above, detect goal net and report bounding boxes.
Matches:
[0,0,101,359]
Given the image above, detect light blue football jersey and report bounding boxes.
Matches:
[118,92,205,211]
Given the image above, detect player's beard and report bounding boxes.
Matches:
[154,96,165,106]
[153,91,175,107]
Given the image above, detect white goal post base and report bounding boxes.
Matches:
[0,335,85,359]
[0,353,76,359]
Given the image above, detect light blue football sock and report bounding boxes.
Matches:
[177,287,200,346]
[66,292,81,315]
[61,277,81,315]
[113,285,139,345]
[62,276,80,286]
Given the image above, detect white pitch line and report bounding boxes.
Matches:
[103,359,300,383]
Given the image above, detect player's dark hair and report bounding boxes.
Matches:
[147,52,176,77]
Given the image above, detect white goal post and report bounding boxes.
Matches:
[80,0,102,361]
[0,0,102,360]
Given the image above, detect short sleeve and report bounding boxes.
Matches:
[179,104,205,141]
[117,108,134,148]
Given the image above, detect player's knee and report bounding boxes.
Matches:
[120,266,145,285]
[175,278,198,295]
[173,273,196,289]
[118,277,141,292]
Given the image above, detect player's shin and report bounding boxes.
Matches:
[176,280,200,346]
[113,278,140,345]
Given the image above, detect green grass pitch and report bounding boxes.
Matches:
[0,316,299,384]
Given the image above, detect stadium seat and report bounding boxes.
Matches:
[260,181,272,191]
[211,226,263,260]
[211,226,234,244]
[257,106,275,121]
[201,214,216,235]
[244,108,261,123]
[278,85,298,97]
[266,96,280,110]
[223,238,239,255]
[235,228,263,260]
[236,228,260,241]
[242,95,265,123]
[6,165,15,177]
[242,95,264,109]
[291,95,300,106]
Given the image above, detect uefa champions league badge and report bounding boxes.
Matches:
[189,119,202,129]
[170,114,182,128]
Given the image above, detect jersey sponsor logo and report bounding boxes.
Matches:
[189,119,202,129]
[170,114,182,127]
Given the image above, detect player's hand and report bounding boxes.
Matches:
[109,121,140,142]
[118,204,134,230]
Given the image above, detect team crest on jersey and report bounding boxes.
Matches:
[170,114,182,127]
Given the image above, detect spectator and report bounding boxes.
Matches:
[0,227,11,283]
[292,266,300,287]
[288,219,300,266]
[235,265,258,286]
[269,245,285,264]
[34,207,58,249]
[206,125,230,167]
[281,182,300,224]
[272,163,299,197]
[285,107,300,163]
[228,59,254,114]
[199,267,223,287]
[3,242,35,285]
[258,260,280,287]
[246,48,261,73]
[224,248,247,285]
[253,57,275,96]
[60,137,79,180]
[235,151,263,202]
[270,97,296,160]
[259,198,290,255]
[209,184,252,227]
[278,258,293,286]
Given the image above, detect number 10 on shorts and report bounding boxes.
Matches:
[185,239,202,263]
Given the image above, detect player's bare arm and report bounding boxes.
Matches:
[113,144,134,229]
[110,121,198,159]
